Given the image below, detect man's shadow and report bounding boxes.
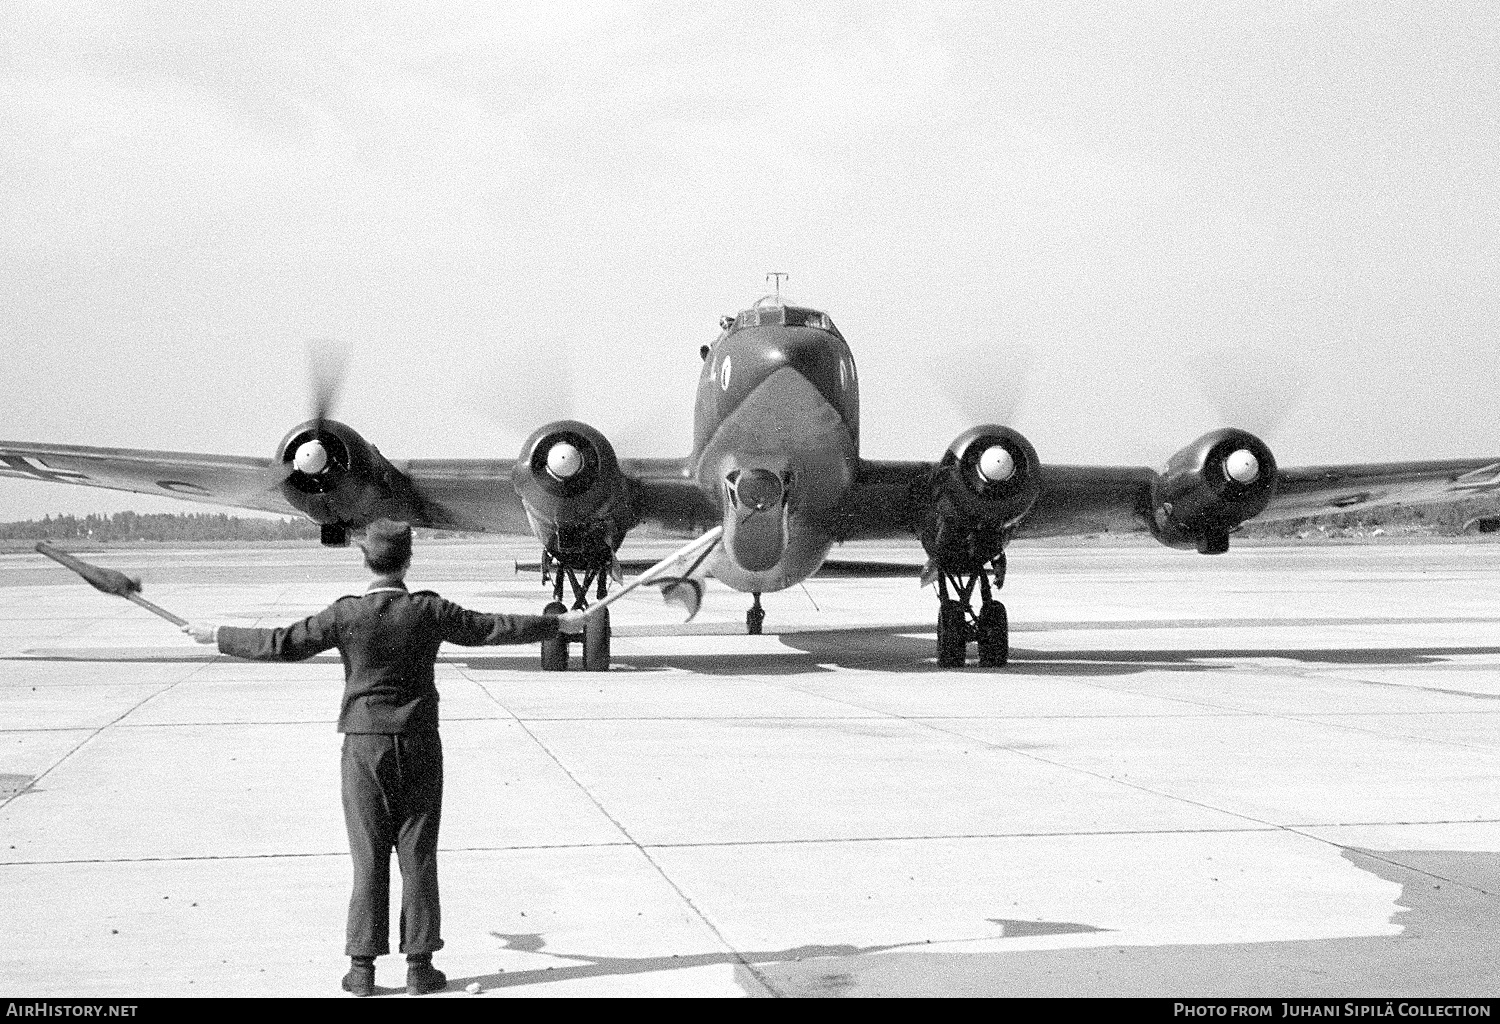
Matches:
[430,920,1108,994]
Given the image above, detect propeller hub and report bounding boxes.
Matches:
[977,445,1016,483]
[294,439,329,475]
[546,441,583,480]
[1225,448,1260,484]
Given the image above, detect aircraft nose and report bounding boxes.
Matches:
[716,326,848,420]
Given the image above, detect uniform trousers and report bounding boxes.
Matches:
[340,731,444,957]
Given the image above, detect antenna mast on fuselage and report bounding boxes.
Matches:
[766,272,788,304]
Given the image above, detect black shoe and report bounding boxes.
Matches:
[406,962,447,996]
[342,963,375,997]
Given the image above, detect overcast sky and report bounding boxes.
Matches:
[2,2,1497,521]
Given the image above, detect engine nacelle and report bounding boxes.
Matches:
[511,420,634,568]
[918,425,1042,570]
[1151,428,1277,553]
[275,419,425,542]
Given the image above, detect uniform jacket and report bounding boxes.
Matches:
[217,582,560,734]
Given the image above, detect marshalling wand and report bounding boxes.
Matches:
[34,542,188,627]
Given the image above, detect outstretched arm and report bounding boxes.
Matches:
[207,606,343,661]
[438,601,584,645]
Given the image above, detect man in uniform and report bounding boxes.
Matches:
[184,519,586,997]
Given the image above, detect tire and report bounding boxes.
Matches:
[937,600,967,668]
[747,604,765,636]
[541,600,569,672]
[582,606,611,672]
[977,601,1009,667]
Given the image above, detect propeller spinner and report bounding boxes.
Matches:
[1224,448,1260,484]
[977,445,1016,483]
[546,441,583,480]
[293,438,330,475]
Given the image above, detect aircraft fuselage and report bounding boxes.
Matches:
[692,303,859,593]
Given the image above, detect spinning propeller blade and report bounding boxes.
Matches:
[306,336,351,427]
[935,343,1034,428]
[1188,343,1307,441]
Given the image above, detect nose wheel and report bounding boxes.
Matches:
[539,556,613,672]
[933,554,1008,668]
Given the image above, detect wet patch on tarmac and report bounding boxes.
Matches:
[747,848,1500,997]
[0,773,36,797]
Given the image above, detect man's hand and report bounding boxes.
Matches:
[555,610,588,635]
[182,621,219,645]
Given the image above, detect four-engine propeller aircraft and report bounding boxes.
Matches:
[5,288,1499,670]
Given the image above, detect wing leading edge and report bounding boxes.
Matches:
[0,442,293,516]
[836,455,1500,543]
[0,442,717,538]
[5,441,1495,544]
[401,456,714,536]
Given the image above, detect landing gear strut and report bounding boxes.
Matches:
[539,557,612,672]
[934,552,1008,668]
[746,592,764,635]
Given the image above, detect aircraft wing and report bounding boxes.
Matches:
[0,442,719,537]
[837,457,1500,542]
[401,456,715,535]
[0,442,295,515]
[827,460,1155,541]
[1253,458,1500,522]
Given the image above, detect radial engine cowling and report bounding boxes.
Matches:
[918,425,1042,569]
[275,419,424,538]
[1152,428,1277,554]
[511,420,633,567]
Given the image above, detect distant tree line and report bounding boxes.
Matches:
[0,511,321,542]
[3,495,1497,545]
[1243,495,1500,538]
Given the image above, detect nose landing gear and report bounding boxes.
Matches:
[933,553,1008,668]
[538,554,613,672]
[747,592,764,635]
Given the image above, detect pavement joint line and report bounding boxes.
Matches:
[461,666,786,998]
[1274,825,1500,902]
[1115,661,1500,755]
[637,826,1288,849]
[2,726,148,734]
[0,841,643,867]
[1264,710,1500,754]
[701,668,1334,855]
[7,710,1312,730]
[763,676,1308,834]
[893,666,1500,849]
[1281,818,1500,828]
[1068,669,1500,753]
[0,656,216,813]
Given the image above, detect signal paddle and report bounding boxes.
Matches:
[34,542,188,627]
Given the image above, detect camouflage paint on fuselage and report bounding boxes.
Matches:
[692,302,860,593]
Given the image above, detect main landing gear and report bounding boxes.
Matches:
[934,553,1008,668]
[539,555,612,672]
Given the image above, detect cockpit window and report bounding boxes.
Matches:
[732,305,835,332]
[738,307,781,328]
[785,308,830,330]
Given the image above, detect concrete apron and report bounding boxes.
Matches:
[2,541,1500,996]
